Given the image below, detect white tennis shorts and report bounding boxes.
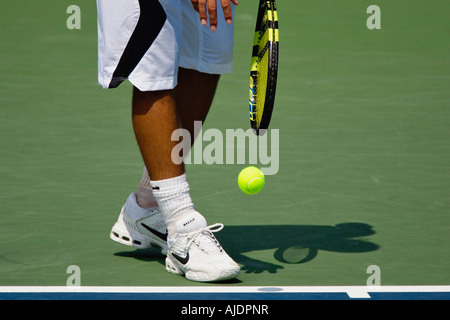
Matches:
[97,0,235,91]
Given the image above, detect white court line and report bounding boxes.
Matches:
[0,286,449,299]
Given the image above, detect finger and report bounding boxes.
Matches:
[197,0,207,26]
[221,0,233,25]
[191,0,199,12]
[208,0,217,31]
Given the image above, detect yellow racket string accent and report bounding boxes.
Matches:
[256,44,269,127]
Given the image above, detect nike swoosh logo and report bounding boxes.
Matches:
[172,252,189,265]
[141,223,168,242]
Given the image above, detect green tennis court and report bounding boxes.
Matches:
[0,0,449,289]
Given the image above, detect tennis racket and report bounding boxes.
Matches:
[249,0,279,135]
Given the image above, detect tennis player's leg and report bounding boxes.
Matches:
[109,83,213,254]
[109,79,217,254]
[131,70,219,230]
[132,89,184,181]
[175,67,220,138]
[131,80,239,282]
[100,0,239,281]
[135,68,219,209]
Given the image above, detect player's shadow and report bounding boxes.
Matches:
[114,222,379,275]
[217,222,379,274]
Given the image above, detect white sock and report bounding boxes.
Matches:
[150,174,197,238]
[136,167,158,209]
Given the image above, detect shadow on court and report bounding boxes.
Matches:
[219,223,379,274]
[114,222,378,275]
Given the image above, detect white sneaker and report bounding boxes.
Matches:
[165,212,240,282]
[110,193,168,255]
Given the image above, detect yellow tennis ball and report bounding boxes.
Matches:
[238,166,265,194]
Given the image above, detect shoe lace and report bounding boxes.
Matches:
[184,223,224,253]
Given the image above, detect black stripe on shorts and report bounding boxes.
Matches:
[108,0,167,89]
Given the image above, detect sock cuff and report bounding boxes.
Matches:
[150,174,188,194]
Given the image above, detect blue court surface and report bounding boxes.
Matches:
[0,286,449,300]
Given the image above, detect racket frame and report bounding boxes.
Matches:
[249,0,279,135]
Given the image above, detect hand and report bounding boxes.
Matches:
[191,0,239,31]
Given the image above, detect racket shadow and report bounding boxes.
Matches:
[216,223,379,274]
